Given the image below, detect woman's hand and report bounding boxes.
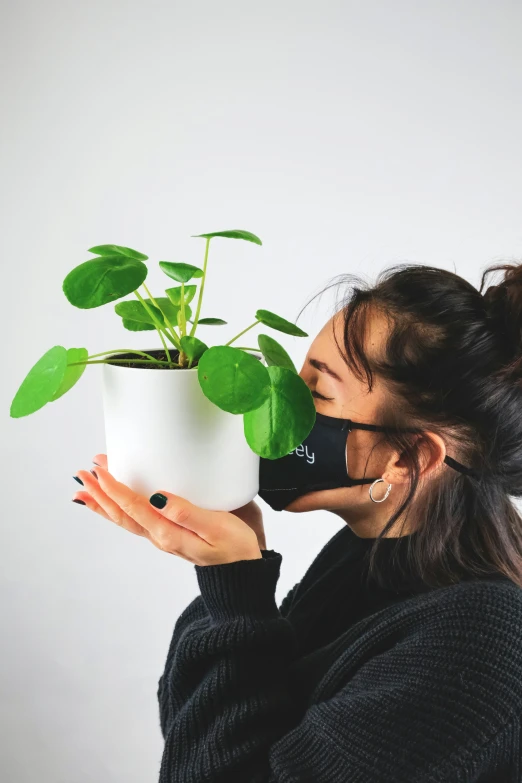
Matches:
[229,500,267,551]
[72,454,263,566]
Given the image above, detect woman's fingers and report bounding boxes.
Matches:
[92,453,108,469]
[74,469,150,538]
[91,465,206,557]
[72,491,113,522]
[71,464,261,565]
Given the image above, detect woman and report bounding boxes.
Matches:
[72,262,522,782]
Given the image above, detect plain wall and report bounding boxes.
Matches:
[2,1,521,780]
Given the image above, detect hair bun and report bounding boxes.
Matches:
[481,262,522,380]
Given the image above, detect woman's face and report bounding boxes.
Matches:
[283,308,403,524]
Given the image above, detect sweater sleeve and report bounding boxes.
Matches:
[157,563,522,783]
[157,593,207,737]
[157,549,302,782]
[156,550,299,745]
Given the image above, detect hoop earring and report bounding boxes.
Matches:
[369,478,392,503]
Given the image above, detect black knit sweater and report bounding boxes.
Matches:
[156,523,522,782]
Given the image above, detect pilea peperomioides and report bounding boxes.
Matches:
[10,229,316,459]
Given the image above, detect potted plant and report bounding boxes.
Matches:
[10,229,316,510]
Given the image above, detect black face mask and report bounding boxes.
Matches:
[258,411,478,511]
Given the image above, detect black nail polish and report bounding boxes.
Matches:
[73,476,84,485]
[149,493,167,509]
[90,469,98,478]
[92,461,101,467]
[72,499,86,505]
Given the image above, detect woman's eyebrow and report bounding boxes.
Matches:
[308,358,344,383]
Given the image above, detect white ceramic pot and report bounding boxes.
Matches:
[101,350,264,511]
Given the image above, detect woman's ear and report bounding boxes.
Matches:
[383,432,447,486]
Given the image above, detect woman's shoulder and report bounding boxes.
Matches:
[391,572,522,628]
[419,572,522,614]
[356,573,522,669]
[340,575,522,720]
[381,575,522,679]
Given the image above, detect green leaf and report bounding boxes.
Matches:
[121,319,156,331]
[115,296,191,332]
[10,346,68,418]
[63,255,148,309]
[114,300,164,325]
[257,333,297,373]
[159,262,204,283]
[192,317,227,325]
[50,347,89,401]
[165,285,197,306]
[197,346,270,414]
[152,297,192,326]
[88,244,148,261]
[180,335,208,363]
[255,308,308,337]
[190,229,262,245]
[243,366,316,459]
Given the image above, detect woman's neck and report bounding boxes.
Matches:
[329,507,415,539]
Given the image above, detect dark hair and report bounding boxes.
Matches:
[297,262,522,590]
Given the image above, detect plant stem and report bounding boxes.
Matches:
[134,290,173,362]
[225,320,260,346]
[188,237,210,338]
[174,285,191,364]
[180,281,186,338]
[142,282,181,349]
[176,313,188,365]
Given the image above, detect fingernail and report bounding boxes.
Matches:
[92,461,101,466]
[149,493,167,509]
[72,499,86,505]
[90,470,98,478]
[73,476,84,485]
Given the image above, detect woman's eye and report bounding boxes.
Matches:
[312,390,334,401]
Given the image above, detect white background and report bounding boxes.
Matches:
[2,1,521,780]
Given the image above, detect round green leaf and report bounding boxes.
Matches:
[192,317,227,325]
[197,346,270,414]
[165,285,197,306]
[257,333,297,373]
[10,346,68,418]
[63,255,148,309]
[180,336,208,363]
[121,318,156,331]
[88,244,148,261]
[50,347,88,401]
[255,309,308,337]
[114,299,164,325]
[191,229,262,245]
[159,262,203,283]
[243,366,316,459]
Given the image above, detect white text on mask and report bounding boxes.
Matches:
[289,444,315,464]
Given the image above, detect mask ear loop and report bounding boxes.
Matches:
[443,455,480,478]
[342,419,382,488]
[346,419,479,479]
[344,420,351,478]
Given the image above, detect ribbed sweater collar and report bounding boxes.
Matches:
[329,524,432,596]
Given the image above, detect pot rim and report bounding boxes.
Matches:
[103,348,264,370]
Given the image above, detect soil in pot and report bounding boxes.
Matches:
[106,349,189,369]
